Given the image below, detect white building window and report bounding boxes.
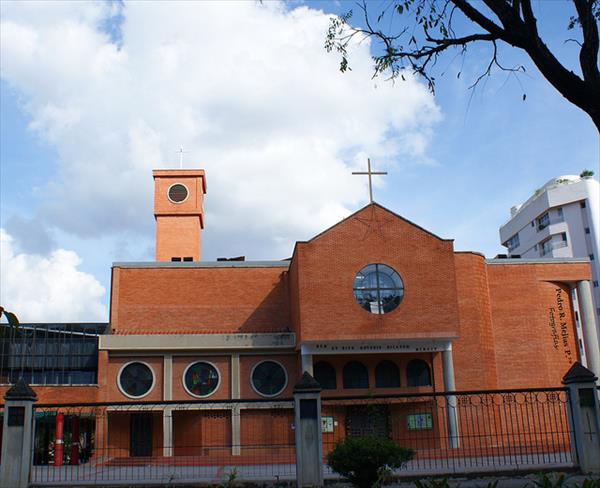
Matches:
[505,233,520,251]
[540,239,553,256]
[537,213,550,231]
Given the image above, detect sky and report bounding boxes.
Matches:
[1,0,598,323]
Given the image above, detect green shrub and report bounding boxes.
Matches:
[580,169,595,178]
[530,473,568,488]
[326,436,415,488]
[575,479,600,488]
[414,479,452,488]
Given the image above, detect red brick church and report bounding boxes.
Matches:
[1,167,598,463]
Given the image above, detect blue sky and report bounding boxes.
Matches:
[0,0,598,322]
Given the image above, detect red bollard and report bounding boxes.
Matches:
[70,416,80,465]
[54,412,64,467]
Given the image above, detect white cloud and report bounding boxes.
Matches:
[0,0,440,260]
[0,229,107,322]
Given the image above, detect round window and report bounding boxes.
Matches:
[353,263,404,314]
[118,362,154,398]
[168,183,189,203]
[183,362,220,398]
[251,360,287,397]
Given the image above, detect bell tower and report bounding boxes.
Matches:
[153,169,207,262]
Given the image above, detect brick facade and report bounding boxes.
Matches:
[12,170,596,463]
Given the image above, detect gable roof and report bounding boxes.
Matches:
[289,202,452,263]
[308,202,451,243]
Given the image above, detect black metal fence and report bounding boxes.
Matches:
[17,387,577,486]
[30,399,296,486]
[322,387,574,476]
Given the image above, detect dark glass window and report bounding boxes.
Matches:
[119,362,154,398]
[343,361,369,389]
[168,183,188,203]
[375,360,400,388]
[353,264,404,314]
[184,362,219,397]
[0,323,103,385]
[406,360,432,387]
[314,361,337,389]
[251,361,287,397]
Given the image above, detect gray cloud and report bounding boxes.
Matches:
[4,214,56,255]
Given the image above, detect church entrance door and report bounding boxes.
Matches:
[130,413,153,457]
[346,405,389,438]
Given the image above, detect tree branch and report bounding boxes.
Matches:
[425,32,497,46]
[573,0,600,82]
[449,0,513,43]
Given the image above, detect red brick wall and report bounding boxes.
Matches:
[153,170,205,217]
[288,252,301,340]
[173,410,231,456]
[487,264,581,388]
[110,266,290,334]
[240,409,294,454]
[0,386,100,404]
[153,170,205,262]
[292,205,461,342]
[156,216,201,262]
[453,253,498,390]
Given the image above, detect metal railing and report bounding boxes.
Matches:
[5,386,578,486]
[29,398,296,486]
[322,387,574,477]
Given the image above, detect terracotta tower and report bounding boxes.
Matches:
[153,169,207,262]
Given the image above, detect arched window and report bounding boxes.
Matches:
[314,361,337,389]
[375,360,400,388]
[406,359,432,387]
[343,361,369,389]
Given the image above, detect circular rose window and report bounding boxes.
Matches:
[168,183,188,203]
[118,362,154,398]
[251,360,287,397]
[183,362,220,398]
[353,263,404,314]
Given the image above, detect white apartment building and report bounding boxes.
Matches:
[499,174,600,356]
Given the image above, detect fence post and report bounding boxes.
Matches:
[294,371,323,487]
[0,379,37,488]
[562,361,600,474]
